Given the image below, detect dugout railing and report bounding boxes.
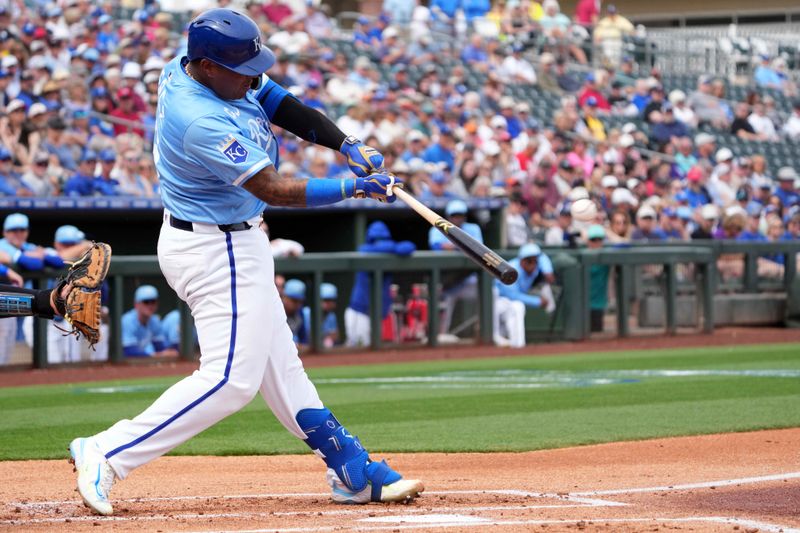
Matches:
[14,241,800,369]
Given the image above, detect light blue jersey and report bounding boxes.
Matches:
[0,239,37,265]
[161,309,180,350]
[154,57,290,224]
[121,309,165,357]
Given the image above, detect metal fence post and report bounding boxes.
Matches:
[428,268,440,347]
[31,277,47,368]
[664,263,677,335]
[110,275,124,363]
[370,269,383,349]
[311,270,324,353]
[701,260,716,333]
[616,265,630,337]
[479,271,493,345]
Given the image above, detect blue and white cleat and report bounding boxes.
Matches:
[326,460,424,504]
[68,437,116,516]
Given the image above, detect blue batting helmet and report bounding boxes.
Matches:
[187,9,275,76]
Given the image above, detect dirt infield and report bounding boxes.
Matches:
[0,428,798,532]
[2,326,799,388]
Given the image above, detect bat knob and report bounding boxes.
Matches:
[500,268,519,285]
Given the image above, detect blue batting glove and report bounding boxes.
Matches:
[354,173,402,203]
[340,135,384,177]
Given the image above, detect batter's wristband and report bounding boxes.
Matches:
[305,178,356,207]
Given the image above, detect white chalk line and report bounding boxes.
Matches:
[0,503,604,526]
[4,472,799,531]
[184,517,800,533]
[571,470,800,496]
[6,488,618,509]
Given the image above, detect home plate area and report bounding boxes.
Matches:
[4,480,800,533]
[2,429,800,532]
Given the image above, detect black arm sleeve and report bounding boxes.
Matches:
[270,95,347,151]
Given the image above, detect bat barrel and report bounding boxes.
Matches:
[499,267,518,285]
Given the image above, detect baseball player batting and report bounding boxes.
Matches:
[68,9,423,516]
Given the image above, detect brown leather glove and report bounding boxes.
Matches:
[52,243,112,348]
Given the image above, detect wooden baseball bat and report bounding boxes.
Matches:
[393,187,518,285]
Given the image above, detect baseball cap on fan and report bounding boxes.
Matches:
[134,285,159,303]
[3,213,29,231]
[55,225,85,245]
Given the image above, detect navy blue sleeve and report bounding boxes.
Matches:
[17,254,45,271]
[44,254,65,269]
[123,346,150,357]
[394,241,416,256]
[252,76,290,121]
[152,340,166,351]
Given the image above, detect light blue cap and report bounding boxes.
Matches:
[3,213,29,231]
[518,243,542,259]
[134,284,159,302]
[320,282,338,300]
[284,279,306,300]
[55,225,85,244]
[445,199,468,216]
[587,225,605,240]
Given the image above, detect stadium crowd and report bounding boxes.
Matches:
[0,0,797,251]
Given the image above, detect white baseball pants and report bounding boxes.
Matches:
[493,293,526,348]
[93,212,323,479]
[344,307,370,347]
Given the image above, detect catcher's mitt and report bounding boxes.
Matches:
[52,243,112,347]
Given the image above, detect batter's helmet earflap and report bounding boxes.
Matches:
[187,8,275,77]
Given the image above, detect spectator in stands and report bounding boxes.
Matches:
[493,243,555,348]
[423,128,456,170]
[555,58,581,93]
[578,73,610,111]
[593,4,634,66]
[580,97,607,141]
[684,166,712,207]
[748,103,779,142]
[574,0,600,28]
[545,204,575,245]
[346,221,415,347]
[688,77,729,129]
[691,204,719,240]
[731,102,759,140]
[782,99,800,140]
[775,167,799,208]
[605,208,632,243]
[383,0,417,26]
[21,151,57,196]
[536,53,562,94]
[643,85,666,123]
[505,193,531,247]
[661,208,690,240]
[693,133,717,166]
[650,103,688,149]
[461,34,489,70]
[40,116,75,171]
[674,137,697,175]
[500,42,537,84]
[110,87,143,138]
[753,55,783,91]
[669,90,697,129]
[283,279,311,348]
[63,150,98,197]
[121,285,177,358]
[631,205,666,241]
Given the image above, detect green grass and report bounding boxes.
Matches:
[1,343,799,460]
